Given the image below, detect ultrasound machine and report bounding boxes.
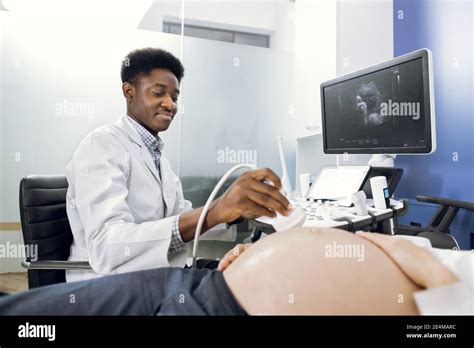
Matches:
[251,48,437,239]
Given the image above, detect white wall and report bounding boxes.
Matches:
[0,0,298,273]
[333,0,393,166]
[0,0,394,273]
[295,0,393,188]
[143,0,339,185]
[294,0,337,138]
[337,0,393,75]
[139,0,294,52]
[0,0,176,273]
[293,0,394,141]
[141,0,277,33]
[0,0,172,221]
[0,232,25,272]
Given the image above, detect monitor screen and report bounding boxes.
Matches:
[321,49,435,154]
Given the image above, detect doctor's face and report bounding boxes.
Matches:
[123,68,180,135]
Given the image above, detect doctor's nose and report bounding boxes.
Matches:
[161,96,176,112]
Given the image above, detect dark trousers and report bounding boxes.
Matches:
[0,267,245,316]
[189,258,219,270]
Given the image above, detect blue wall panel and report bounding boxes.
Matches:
[393,0,473,249]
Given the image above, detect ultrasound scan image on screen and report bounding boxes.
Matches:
[322,57,431,153]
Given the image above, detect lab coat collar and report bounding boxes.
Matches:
[115,115,176,217]
[117,115,144,147]
[116,115,162,185]
[126,115,165,153]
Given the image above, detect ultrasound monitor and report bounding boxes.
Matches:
[321,49,436,154]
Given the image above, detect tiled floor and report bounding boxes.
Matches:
[0,272,28,294]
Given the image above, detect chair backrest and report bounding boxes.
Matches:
[19,175,72,288]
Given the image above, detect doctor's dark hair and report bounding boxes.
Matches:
[120,48,184,85]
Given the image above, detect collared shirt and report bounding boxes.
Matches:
[127,115,186,256]
[127,115,165,177]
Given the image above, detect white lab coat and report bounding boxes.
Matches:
[65,115,194,282]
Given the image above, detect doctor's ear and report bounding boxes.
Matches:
[122,82,135,101]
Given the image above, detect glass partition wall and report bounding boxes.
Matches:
[174,0,297,202]
[0,0,322,269]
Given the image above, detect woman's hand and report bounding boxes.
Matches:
[356,231,458,289]
[217,243,253,272]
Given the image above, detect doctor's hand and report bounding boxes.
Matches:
[213,168,291,224]
[356,231,458,289]
[217,243,252,272]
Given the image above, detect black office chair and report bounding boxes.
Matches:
[19,175,91,289]
[396,195,474,250]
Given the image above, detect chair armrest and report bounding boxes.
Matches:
[416,195,474,211]
[22,259,92,270]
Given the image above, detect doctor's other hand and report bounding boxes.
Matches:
[356,231,458,289]
[217,243,252,272]
[213,167,291,224]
